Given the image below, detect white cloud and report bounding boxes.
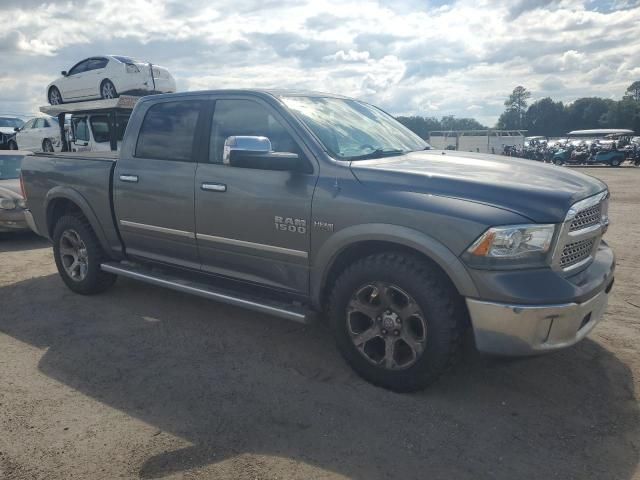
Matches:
[1,0,639,124]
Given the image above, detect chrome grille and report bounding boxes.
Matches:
[569,203,601,232]
[560,238,595,268]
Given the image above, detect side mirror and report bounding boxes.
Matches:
[61,71,68,76]
[14,127,20,132]
[223,136,299,171]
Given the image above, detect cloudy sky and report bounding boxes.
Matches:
[2,0,639,125]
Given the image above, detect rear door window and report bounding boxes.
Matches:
[135,101,201,161]
[73,117,90,142]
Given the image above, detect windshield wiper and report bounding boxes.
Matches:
[348,148,407,161]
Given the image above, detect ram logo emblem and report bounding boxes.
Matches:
[274,216,307,234]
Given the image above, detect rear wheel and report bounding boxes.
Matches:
[100,79,118,99]
[42,139,54,152]
[611,157,621,167]
[52,215,116,294]
[328,252,465,392]
[48,86,62,105]
[554,159,564,165]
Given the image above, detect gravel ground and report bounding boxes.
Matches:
[1,167,639,480]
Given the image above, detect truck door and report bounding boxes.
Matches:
[194,97,317,293]
[114,99,204,269]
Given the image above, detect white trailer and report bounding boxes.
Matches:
[428,130,526,155]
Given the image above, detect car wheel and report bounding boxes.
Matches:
[100,79,118,99]
[328,252,465,392]
[48,86,63,105]
[611,158,621,167]
[52,215,117,295]
[42,139,54,152]
[7,140,18,150]
[554,159,564,165]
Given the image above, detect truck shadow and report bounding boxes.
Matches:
[0,274,638,479]
[0,232,50,252]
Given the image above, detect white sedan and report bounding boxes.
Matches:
[46,55,176,105]
[15,116,63,152]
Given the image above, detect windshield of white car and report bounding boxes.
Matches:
[0,118,24,128]
[0,155,22,180]
[281,96,430,160]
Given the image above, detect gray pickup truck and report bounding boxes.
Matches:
[20,90,615,391]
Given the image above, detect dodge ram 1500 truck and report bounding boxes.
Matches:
[20,90,615,392]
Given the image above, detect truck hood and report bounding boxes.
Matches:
[349,150,607,223]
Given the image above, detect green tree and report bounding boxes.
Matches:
[496,108,521,130]
[502,86,531,129]
[524,97,566,137]
[566,97,614,131]
[624,81,640,102]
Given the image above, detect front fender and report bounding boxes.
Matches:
[44,186,118,258]
[310,223,479,308]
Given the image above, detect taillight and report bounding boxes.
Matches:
[19,172,27,202]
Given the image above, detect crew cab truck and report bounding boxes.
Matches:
[20,90,615,392]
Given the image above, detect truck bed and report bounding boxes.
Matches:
[21,151,123,257]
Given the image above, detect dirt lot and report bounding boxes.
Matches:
[1,167,639,480]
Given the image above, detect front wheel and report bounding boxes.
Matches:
[611,158,621,167]
[328,252,465,392]
[42,138,54,152]
[48,86,62,105]
[52,215,117,294]
[7,140,17,150]
[100,79,118,99]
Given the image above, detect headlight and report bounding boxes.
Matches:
[0,198,17,210]
[126,64,140,73]
[463,224,556,269]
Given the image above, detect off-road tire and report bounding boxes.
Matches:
[328,252,466,392]
[52,215,116,294]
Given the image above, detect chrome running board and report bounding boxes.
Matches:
[100,262,310,324]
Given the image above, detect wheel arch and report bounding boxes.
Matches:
[311,224,479,310]
[45,187,116,258]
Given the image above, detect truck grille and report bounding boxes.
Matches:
[560,238,596,268]
[569,203,601,232]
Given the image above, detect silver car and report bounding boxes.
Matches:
[0,151,31,233]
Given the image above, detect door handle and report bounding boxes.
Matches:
[201,182,226,192]
[119,174,139,183]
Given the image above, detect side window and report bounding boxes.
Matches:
[92,58,109,70]
[209,99,303,164]
[44,120,50,128]
[90,115,110,143]
[73,117,90,142]
[115,112,131,141]
[68,60,88,76]
[34,119,45,128]
[23,119,35,129]
[135,101,200,161]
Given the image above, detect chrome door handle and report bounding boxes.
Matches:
[201,182,226,192]
[119,174,138,183]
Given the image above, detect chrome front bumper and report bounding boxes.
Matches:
[466,283,612,355]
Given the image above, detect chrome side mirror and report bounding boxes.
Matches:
[222,136,272,165]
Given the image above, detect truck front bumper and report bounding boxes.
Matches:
[466,279,613,355]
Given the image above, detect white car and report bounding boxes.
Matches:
[46,55,176,105]
[15,117,62,152]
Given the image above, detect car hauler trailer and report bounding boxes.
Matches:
[39,95,141,152]
[428,129,527,154]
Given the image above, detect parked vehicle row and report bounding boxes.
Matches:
[20,89,615,392]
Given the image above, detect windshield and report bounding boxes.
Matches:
[0,155,23,180]
[281,96,429,160]
[0,117,24,128]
